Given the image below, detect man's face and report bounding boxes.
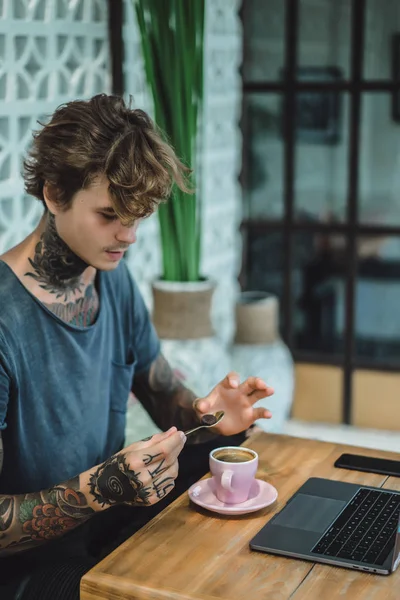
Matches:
[52,175,140,271]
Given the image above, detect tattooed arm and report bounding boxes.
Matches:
[0,424,95,556]
[0,428,184,556]
[132,353,217,444]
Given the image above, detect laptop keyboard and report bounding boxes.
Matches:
[311,488,400,565]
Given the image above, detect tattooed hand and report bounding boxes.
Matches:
[89,427,186,508]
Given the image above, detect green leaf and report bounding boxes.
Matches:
[19,499,40,524]
[133,0,205,281]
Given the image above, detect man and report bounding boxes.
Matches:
[0,94,274,599]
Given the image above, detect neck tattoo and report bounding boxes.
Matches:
[25,213,88,301]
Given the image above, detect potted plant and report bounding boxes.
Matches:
[135,0,204,284]
[134,0,229,396]
[134,0,214,340]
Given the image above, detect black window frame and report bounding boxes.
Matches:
[240,0,400,423]
[108,0,124,96]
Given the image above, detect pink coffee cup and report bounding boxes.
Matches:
[209,446,258,504]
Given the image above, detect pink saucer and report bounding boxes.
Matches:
[188,477,278,515]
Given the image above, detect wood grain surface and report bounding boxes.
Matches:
[81,432,400,600]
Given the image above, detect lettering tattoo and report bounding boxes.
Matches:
[89,454,152,507]
[25,213,88,301]
[0,475,94,554]
[145,455,174,499]
[153,476,175,499]
[132,354,215,444]
[142,452,163,467]
[146,458,168,480]
[43,283,99,327]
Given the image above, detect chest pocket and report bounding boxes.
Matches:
[110,358,136,414]
[103,358,137,458]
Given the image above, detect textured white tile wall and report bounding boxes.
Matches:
[0,0,110,253]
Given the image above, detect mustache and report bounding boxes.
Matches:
[104,247,129,252]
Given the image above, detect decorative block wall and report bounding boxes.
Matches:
[0,0,110,253]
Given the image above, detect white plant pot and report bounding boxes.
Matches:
[232,340,294,433]
[231,291,295,433]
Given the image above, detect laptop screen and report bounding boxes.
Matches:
[392,514,400,572]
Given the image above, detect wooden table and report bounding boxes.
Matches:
[81,432,400,600]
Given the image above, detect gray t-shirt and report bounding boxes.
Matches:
[0,260,160,495]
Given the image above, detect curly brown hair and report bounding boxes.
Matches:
[24,94,191,225]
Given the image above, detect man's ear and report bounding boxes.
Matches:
[43,182,61,215]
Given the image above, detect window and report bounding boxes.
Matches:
[241,0,400,423]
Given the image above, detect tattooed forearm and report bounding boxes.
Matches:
[0,476,95,556]
[132,354,216,443]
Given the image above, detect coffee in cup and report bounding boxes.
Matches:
[210,446,258,504]
[212,448,255,463]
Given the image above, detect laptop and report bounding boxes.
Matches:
[249,477,400,575]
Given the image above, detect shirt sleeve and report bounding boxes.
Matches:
[126,268,161,374]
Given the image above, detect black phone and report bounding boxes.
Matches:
[334,453,400,478]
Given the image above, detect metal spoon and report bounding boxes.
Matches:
[184,410,225,436]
